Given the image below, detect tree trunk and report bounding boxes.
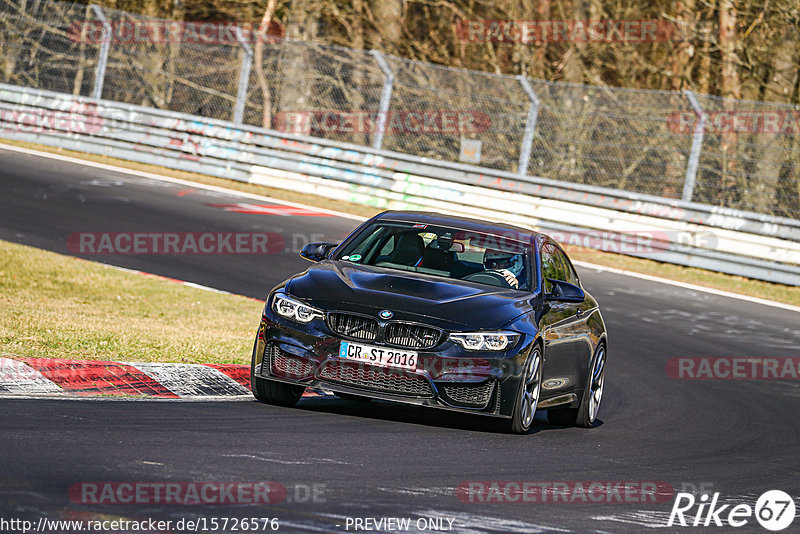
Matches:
[352,0,365,50]
[775,127,800,218]
[562,0,600,83]
[752,25,799,214]
[72,4,92,96]
[670,0,696,90]
[350,0,367,145]
[254,0,278,128]
[369,0,402,48]
[719,0,740,100]
[162,0,185,110]
[532,0,550,79]
[276,0,320,135]
[718,0,740,206]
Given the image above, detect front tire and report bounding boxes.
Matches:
[250,338,305,407]
[548,343,605,427]
[508,345,542,434]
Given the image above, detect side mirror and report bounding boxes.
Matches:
[545,279,585,303]
[300,242,338,262]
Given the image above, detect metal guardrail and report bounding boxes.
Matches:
[1,82,799,285]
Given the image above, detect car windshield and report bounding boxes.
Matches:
[334,221,534,291]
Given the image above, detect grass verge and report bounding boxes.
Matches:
[0,239,261,364]
[2,139,800,308]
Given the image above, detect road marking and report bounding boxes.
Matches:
[0,142,363,221]
[206,202,332,216]
[592,511,670,529]
[573,260,800,314]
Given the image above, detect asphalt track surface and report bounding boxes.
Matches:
[1,146,799,533]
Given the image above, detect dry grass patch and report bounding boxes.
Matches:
[0,239,261,364]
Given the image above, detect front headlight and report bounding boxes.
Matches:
[272,294,324,323]
[449,331,520,351]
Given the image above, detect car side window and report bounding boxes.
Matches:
[377,235,396,257]
[541,241,580,288]
[562,256,580,286]
[540,243,566,293]
[340,226,388,263]
[553,246,579,286]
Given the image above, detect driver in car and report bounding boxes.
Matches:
[483,250,525,289]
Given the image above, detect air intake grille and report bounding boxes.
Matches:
[327,313,378,341]
[385,322,441,349]
[319,360,433,397]
[266,343,313,379]
[441,381,495,408]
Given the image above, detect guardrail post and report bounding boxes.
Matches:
[89,4,111,100]
[233,27,253,125]
[517,75,540,177]
[370,50,394,151]
[682,89,705,202]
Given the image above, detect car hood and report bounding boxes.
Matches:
[284,260,533,330]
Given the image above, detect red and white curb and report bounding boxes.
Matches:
[0,357,327,399]
[206,202,333,216]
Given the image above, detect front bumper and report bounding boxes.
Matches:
[252,310,535,419]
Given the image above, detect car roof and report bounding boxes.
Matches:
[375,210,546,243]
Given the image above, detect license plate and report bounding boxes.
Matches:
[338,341,418,371]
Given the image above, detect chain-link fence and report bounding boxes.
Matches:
[2,0,799,220]
[97,5,243,121]
[0,1,99,97]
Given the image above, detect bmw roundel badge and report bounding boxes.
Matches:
[379,310,394,319]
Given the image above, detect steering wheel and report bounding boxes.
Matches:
[463,270,513,288]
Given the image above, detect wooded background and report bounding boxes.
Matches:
[95,0,800,106]
[1,0,799,218]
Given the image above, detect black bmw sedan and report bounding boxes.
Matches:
[250,211,607,433]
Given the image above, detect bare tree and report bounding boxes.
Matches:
[532,0,550,79]
[370,0,402,48]
[277,0,321,134]
[752,7,799,213]
[718,0,741,205]
[670,0,696,90]
[254,0,278,128]
[719,0,740,100]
